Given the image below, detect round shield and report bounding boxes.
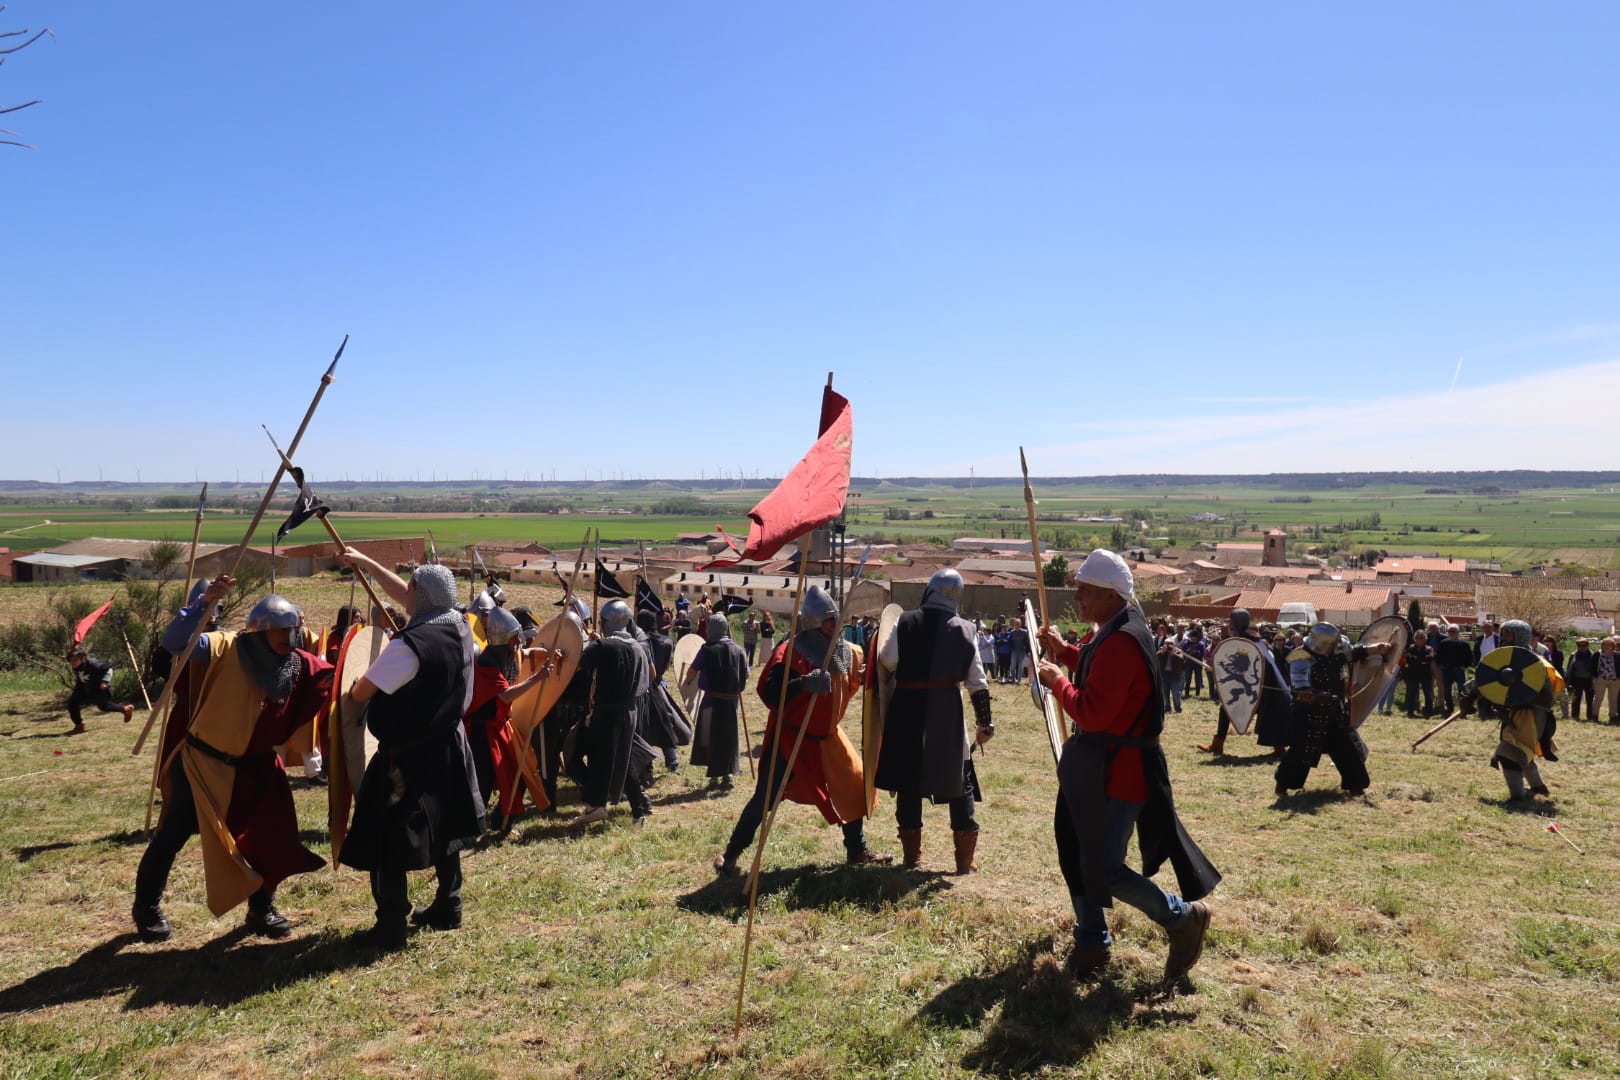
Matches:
[1211,636,1267,736]
[670,631,705,718]
[1475,646,1548,708]
[508,612,587,741]
[329,623,388,862]
[1349,616,1410,730]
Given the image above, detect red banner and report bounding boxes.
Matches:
[73,600,114,646]
[705,386,852,569]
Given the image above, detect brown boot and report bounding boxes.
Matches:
[1198,736,1225,755]
[952,829,979,874]
[898,828,922,869]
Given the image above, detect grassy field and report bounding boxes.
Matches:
[2,579,1618,1077]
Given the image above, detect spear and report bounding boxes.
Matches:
[260,427,398,633]
[506,530,592,809]
[1410,709,1464,751]
[132,336,346,760]
[141,482,207,831]
[1020,447,1069,740]
[113,614,154,715]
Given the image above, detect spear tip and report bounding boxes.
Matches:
[324,334,348,380]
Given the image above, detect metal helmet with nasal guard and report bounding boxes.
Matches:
[246,595,301,632]
[1307,622,1342,656]
[484,606,522,647]
[1499,620,1534,649]
[799,585,838,628]
[600,600,633,635]
[922,568,964,614]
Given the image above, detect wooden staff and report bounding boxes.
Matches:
[132,336,346,759]
[737,692,756,779]
[591,528,602,629]
[1019,447,1051,629]
[261,428,398,633]
[1165,639,1215,674]
[143,483,208,832]
[508,530,591,809]
[114,616,154,714]
[1411,710,1464,751]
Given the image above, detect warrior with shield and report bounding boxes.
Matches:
[873,569,995,874]
[1457,620,1564,801]
[566,600,654,826]
[1035,550,1220,981]
[463,606,558,834]
[1273,623,1393,797]
[712,587,890,874]
[1200,608,1290,757]
[685,613,751,788]
[134,576,334,944]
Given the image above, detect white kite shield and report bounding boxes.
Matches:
[1021,599,1066,765]
[1349,616,1410,730]
[1210,636,1269,736]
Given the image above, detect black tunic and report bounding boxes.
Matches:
[341,617,485,872]
[874,607,980,802]
[690,637,750,777]
[574,633,649,804]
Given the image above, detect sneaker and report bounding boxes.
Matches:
[1067,944,1111,980]
[410,904,462,931]
[845,847,893,866]
[349,923,407,952]
[1164,900,1211,980]
[570,805,607,826]
[245,905,292,939]
[132,904,172,943]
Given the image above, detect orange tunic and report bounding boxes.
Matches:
[757,639,867,824]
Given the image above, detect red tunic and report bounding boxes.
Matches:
[757,640,866,825]
[1050,633,1151,803]
[466,664,524,818]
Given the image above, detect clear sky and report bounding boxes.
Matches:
[4,3,1618,482]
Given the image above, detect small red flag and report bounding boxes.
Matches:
[704,386,852,569]
[73,600,114,647]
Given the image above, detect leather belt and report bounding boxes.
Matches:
[704,691,743,701]
[185,733,274,767]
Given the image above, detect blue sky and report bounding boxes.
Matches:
[4,2,1618,482]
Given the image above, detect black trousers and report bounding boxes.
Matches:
[68,683,122,724]
[135,762,272,911]
[1403,674,1433,716]
[726,747,866,857]
[368,851,461,929]
[534,701,583,806]
[1275,720,1369,793]
[894,764,978,832]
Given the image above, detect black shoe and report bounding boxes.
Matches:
[1274,781,1290,797]
[350,923,408,952]
[245,905,292,939]
[410,904,462,931]
[306,771,328,787]
[132,904,171,943]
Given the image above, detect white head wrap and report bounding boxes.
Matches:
[1073,548,1138,609]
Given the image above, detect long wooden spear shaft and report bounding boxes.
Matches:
[512,530,592,807]
[261,429,398,633]
[592,529,602,629]
[1020,447,1051,628]
[132,336,345,759]
[143,483,208,832]
[114,618,154,714]
[1410,709,1464,751]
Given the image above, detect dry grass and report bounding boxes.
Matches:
[2,580,1619,1076]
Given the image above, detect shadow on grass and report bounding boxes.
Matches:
[916,937,1196,1076]
[1478,795,1559,817]
[1194,751,1282,769]
[0,927,376,1014]
[16,828,146,863]
[1267,788,1363,816]
[676,862,948,917]
[651,785,736,808]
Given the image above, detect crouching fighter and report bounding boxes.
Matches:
[1274,623,1393,797]
[1036,550,1221,981]
[1458,619,1564,802]
[713,587,890,873]
[874,568,994,873]
[133,576,332,943]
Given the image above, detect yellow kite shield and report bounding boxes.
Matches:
[328,624,387,862]
[862,603,901,814]
[1349,616,1410,730]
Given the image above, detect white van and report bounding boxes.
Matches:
[1277,602,1318,629]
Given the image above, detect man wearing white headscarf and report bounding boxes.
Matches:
[1036,549,1221,983]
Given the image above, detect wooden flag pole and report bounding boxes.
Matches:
[260,429,398,633]
[133,336,346,759]
[143,483,208,832]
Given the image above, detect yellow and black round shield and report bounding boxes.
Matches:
[1475,646,1547,708]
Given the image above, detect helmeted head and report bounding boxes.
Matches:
[485,582,506,607]
[483,606,521,647]
[600,599,633,636]
[705,614,731,643]
[1500,620,1534,649]
[246,594,303,655]
[409,564,459,618]
[921,568,965,614]
[1230,608,1251,635]
[565,596,590,628]
[1307,622,1342,656]
[799,585,838,630]
[471,590,498,619]
[636,609,658,635]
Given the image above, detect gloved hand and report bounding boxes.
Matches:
[803,669,833,695]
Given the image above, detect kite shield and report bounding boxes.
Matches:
[862,603,901,814]
[1211,636,1268,735]
[1022,598,1066,765]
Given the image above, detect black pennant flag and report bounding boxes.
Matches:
[717,593,752,615]
[636,576,664,615]
[275,466,329,543]
[595,562,630,599]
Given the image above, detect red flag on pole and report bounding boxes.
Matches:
[704,386,852,569]
[73,600,114,646]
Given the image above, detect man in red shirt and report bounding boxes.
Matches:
[1037,550,1220,982]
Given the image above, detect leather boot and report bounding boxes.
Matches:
[952,829,979,874]
[898,828,923,869]
[1198,736,1225,755]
